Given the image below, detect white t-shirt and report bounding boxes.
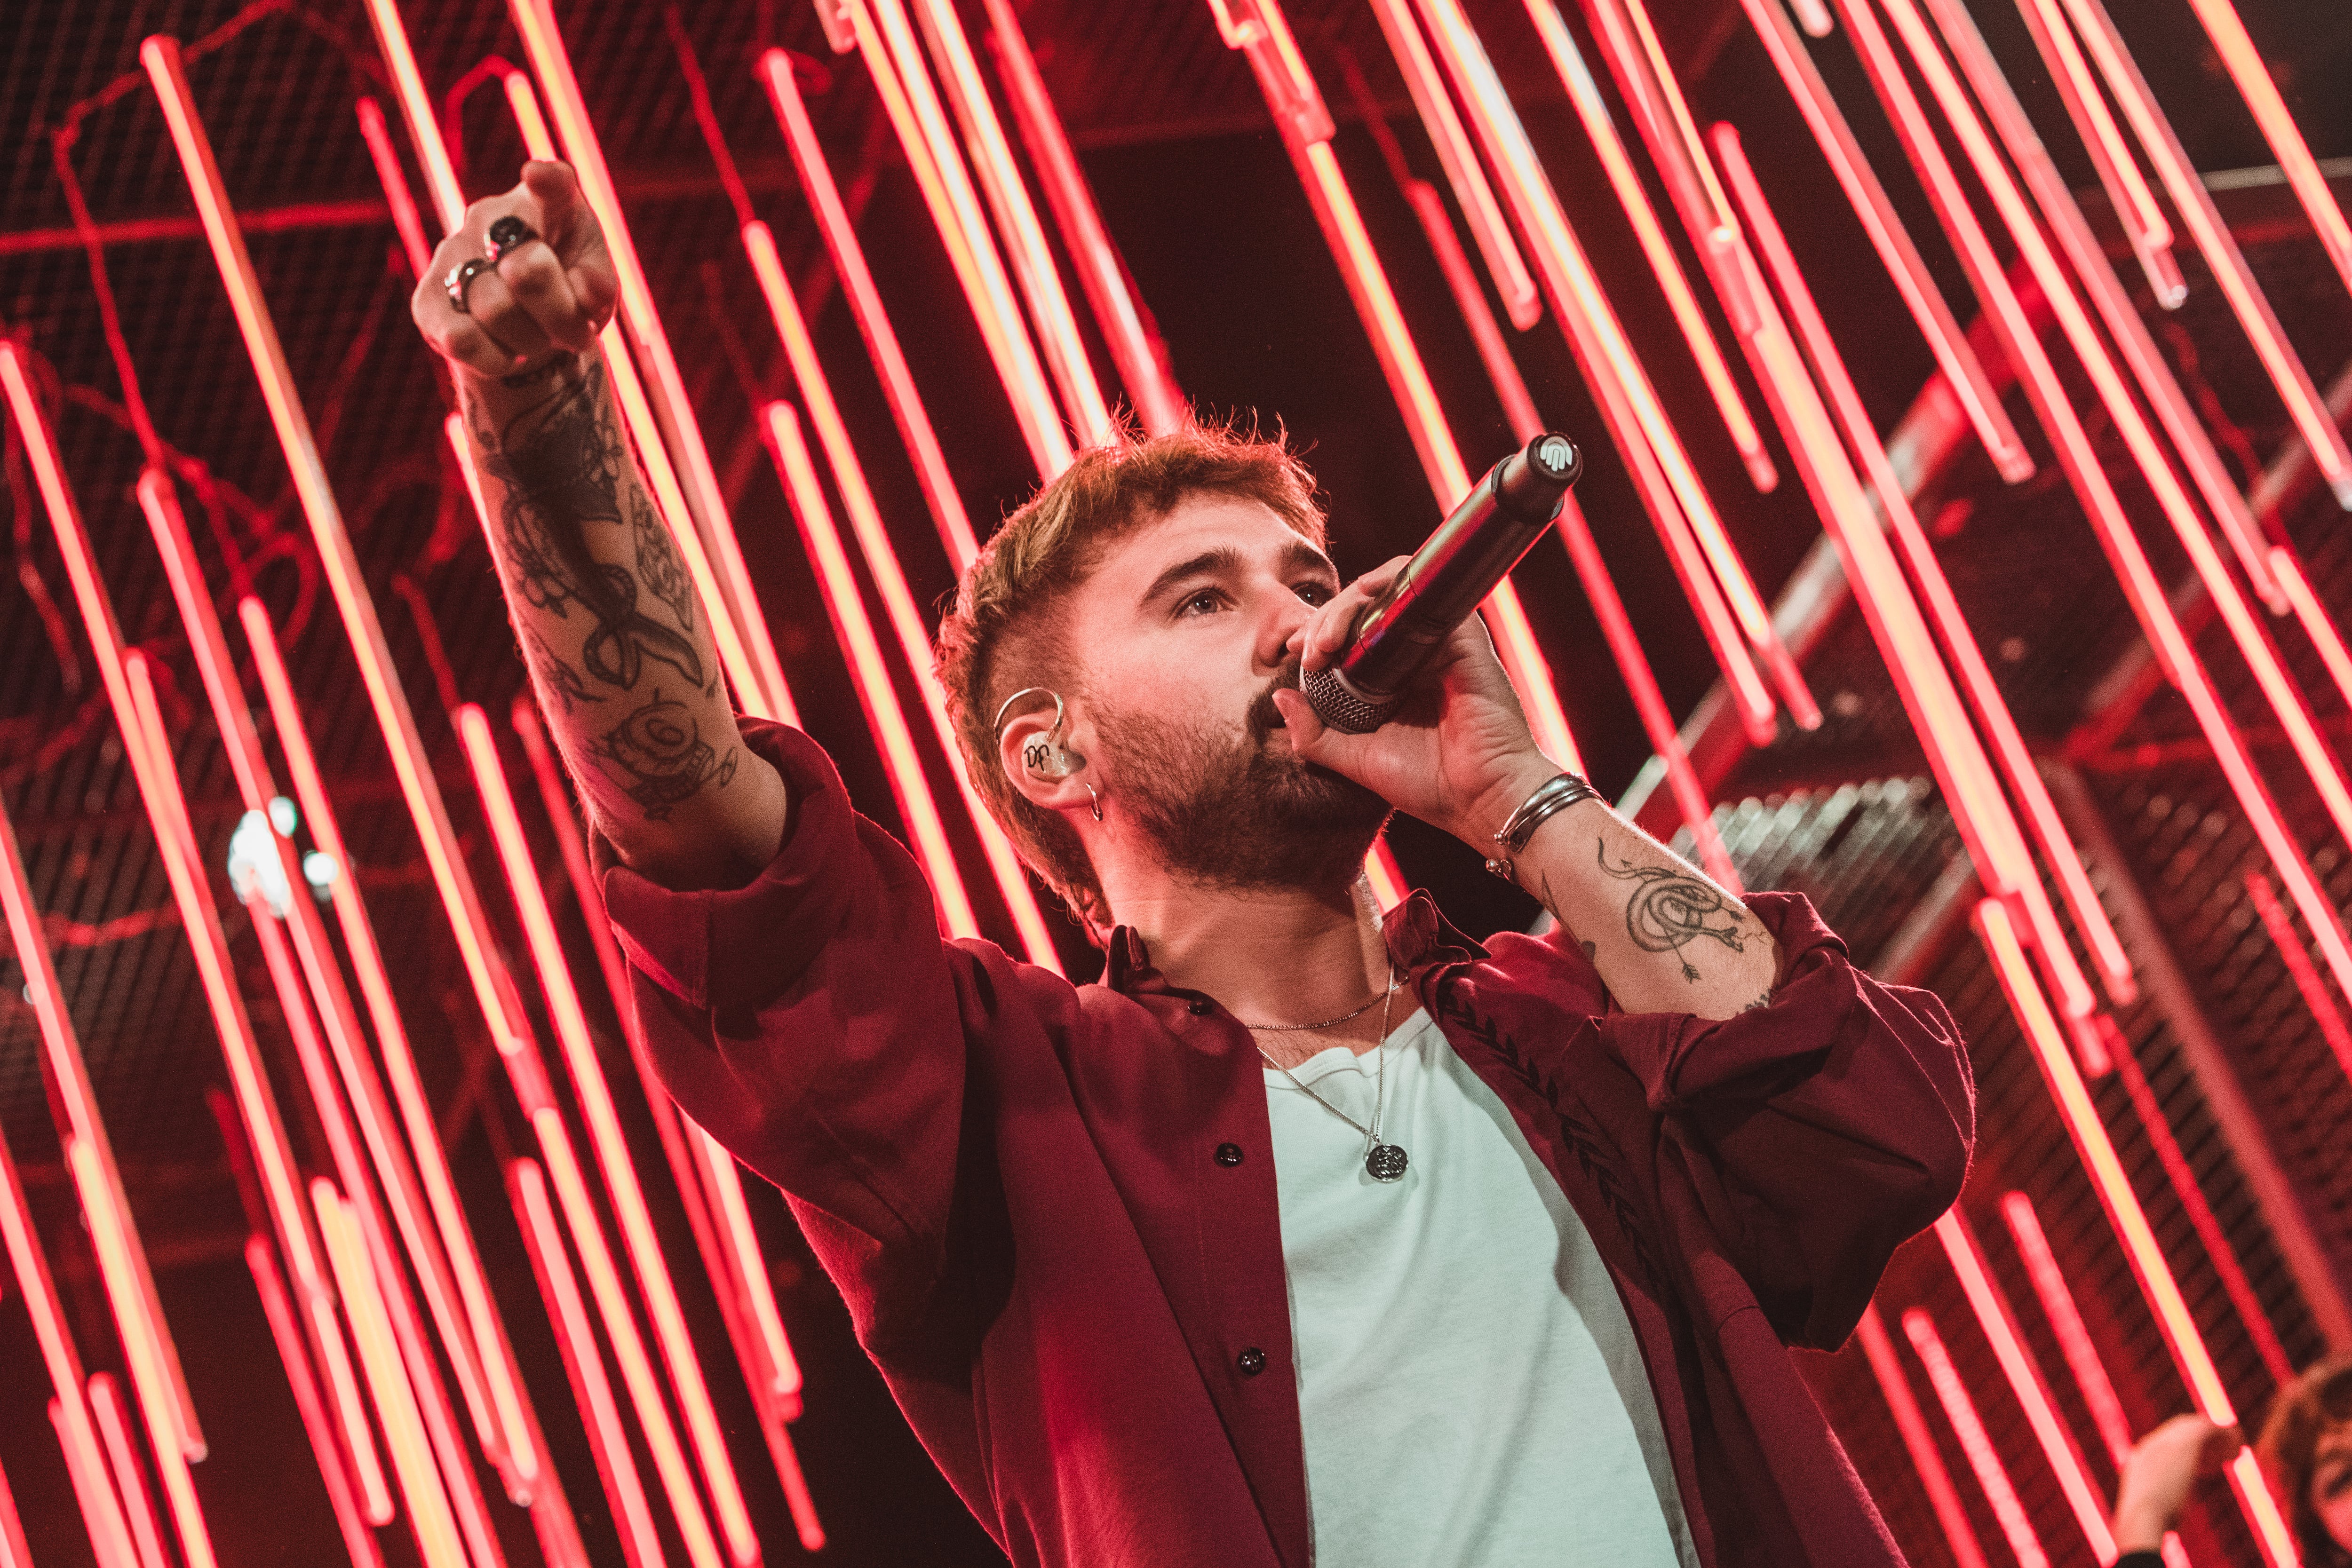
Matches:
[1265,1009,1698,1568]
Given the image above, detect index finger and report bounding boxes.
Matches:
[1300,555,1410,668]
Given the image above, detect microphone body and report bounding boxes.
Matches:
[1301,432,1584,734]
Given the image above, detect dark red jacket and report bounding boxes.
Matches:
[601,723,1974,1567]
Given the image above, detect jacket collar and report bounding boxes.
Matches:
[1099,889,1488,997]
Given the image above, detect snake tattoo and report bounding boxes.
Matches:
[1595,840,1746,982]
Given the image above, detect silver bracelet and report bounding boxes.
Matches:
[1485,772,1603,880]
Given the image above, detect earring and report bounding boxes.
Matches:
[1087,783,1103,823]
[995,686,1080,779]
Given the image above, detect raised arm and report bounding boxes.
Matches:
[410,162,786,887]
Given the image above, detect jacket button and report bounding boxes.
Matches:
[1214,1143,1244,1167]
[1237,1347,1266,1376]
[1187,998,1212,1016]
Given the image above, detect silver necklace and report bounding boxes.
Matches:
[1253,972,1409,1182]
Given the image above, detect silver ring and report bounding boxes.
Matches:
[445,257,492,315]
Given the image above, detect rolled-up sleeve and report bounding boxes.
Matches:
[595,720,989,1343]
[1597,892,1974,1348]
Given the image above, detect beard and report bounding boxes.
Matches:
[1089,663,1392,895]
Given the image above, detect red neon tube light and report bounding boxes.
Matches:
[984,0,1187,436]
[509,1160,665,1568]
[759,402,982,937]
[245,1235,388,1568]
[1515,0,1776,491]
[852,0,1074,475]
[0,782,201,1458]
[354,98,431,279]
[2053,0,2352,509]
[1362,0,1539,332]
[2181,0,2352,301]
[458,709,754,1568]
[313,1182,467,1568]
[1852,1308,1992,1568]
[0,1455,30,1568]
[1931,1213,2116,1557]
[2271,548,2352,720]
[1997,1192,2135,1465]
[1711,122,2132,1003]
[503,0,797,716]
[738,223,1064,968]
[1399,0,1796,744]
[1880,0,2352,865]
[910,0,1115,447]
[0,1119,140,1568]
[758,47,980,569]
[1901,1308,2051,1568]
[87,1374,171,1568]
[358,0,463,229]
[1731,0,2032,482]
[2244,870,2352,1085]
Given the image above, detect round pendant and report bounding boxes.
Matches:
[1365,1142,1409,1182]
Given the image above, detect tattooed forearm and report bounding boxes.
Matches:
[590,690,739,821]
[524,626,598,714]
[1740,990,1772,1012]
[1595,840,1746,982]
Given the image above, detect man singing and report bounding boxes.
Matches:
[414,163,1974,1568]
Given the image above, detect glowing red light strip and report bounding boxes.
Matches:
[0,1455,31,1568]
[2270,548,2352,720]
[912,0,1114,446]
[983,0,1188,435]
[46,1396,141,1568]
[2180,0,2352,301]
[1944,0,2276,610]
[87,1374,171,1568]
[358,0,463,230]
[1361,0,1539,331]
[2053,0,2352,508]
[1398,0,1792,744]
[508,1160,665,1568]
[852,0,1073,474]
[245,1235,388,1568]
[739,224,1065,969]
[758,402,983,936]
[1900,1308,2050,1568]
[1880,0,2352,866]
[71,1144,217,1568]
[1816,3,2352,1012]
[1731,0,2033,483]
[1849,1313,1999,1568]
[0,769,201,1458]
[140,472,520,1495]
[1931,1213,2116,1557]
[355,98,432,279]
[313,1182,468,1568]
[758,48,979,568]
[1996,1192,2134,1464]
[2244,870,2352,1085]
[241,599,546,1491]
[1515,0,1776,491]
[503,0,797,717]
[458,710,752,1567]
[1712,123,2132,1004]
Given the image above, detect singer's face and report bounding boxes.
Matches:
[1063,494,1391,890]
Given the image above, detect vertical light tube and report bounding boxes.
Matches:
[1732,0,2034,482]
[1997,1193,2135,1464]
[1510,0,1777,491]
[47,1397,142,1568]
[503,0,798,715]
[1397,0,1799,743]
[1931,1213,2116,1558]
[86,1375,171,1568]
[1851,1309,1994,1568]
[1712,122,2132,1002]
[0,1454,31,1568]
[246,1235,389,1568]
[737,221,1065,969]
[508,1161,665,1568]
[2269,548,2352,718]
[2178,0,2352,300]
[758,402,982,937]
[758,47,980,569]
[313,1183,467,1568]
[910,0,1115,446]
[2243,871,2352,1085]
[355,97,433,279]
[851,0,1073,474]
[982,0,1189,434]
[1901,1309,2052,1568]
[457,709,756,1568]
[357,0,463,227]
[2052,0,2352,507]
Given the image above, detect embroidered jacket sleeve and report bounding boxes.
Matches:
[593,720,1045,1357]
[1591,891,1974,1348]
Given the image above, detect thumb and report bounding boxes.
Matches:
[520,159,619,331]
[520,159,583,232]
[1273,688,1343,767]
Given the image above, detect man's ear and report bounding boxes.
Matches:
[997,702,1095,817]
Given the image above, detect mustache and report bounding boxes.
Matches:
[1249,663,1304,740]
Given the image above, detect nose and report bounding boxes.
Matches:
[1258,584,1313,672]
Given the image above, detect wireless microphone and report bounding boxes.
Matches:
[1300,431,1583,734]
